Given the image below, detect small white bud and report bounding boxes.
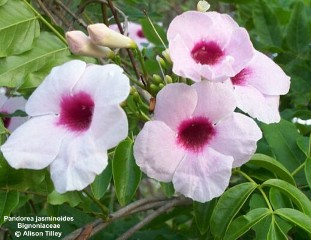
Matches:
[66,31,114,58]
[197,1,210,12]
[87,23,137,49]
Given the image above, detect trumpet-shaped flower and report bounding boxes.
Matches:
[109,22,151,49]
[66,31,114,58]
[230,50,290,123]
[167,11,254,82]
[134,82,262,202]
[0,90,27,131]
[88,23,137,49]
[1,60,130,193]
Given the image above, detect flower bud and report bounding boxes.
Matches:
[152,74,162,84]
[197,1,210,12]
[165,75,173,84]
[156,55,167,69]
[162,49,172,64]
[66,31,114,58]
[87,23,137,49]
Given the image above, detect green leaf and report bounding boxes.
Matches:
[260,120,305,171]
[275,208,311,234]
[252,0,283,49]
[269,188,293,210]
[224,208,271,240]
[0,0,8,7]
[0,31,70,88]
[286,1,310,54]
[91,160,112,200]
[304,157,311,189]
[0,0,40,57]
[267,216,288,240]
[194,199,217,235]
[47,191,82,207]
[141,19,167,46]
[210,182,258,239]
[113,139,141,206]
[160,182,175,198]
[249,154,295,185]
[0,190,19,224]
[262,179,311,216]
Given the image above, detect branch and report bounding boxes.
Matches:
[62,196,190,240]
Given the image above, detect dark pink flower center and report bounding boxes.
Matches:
[191,41,224,65]
[58,92,94,132]
[137,29,144,38]
[231,68,251,86]
[177,116,216,152]
[1,111,11,128]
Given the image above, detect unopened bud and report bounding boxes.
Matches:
[88,23,137,49]
[156,55,166,69]
[197,1,210,12]
[165,75,173,84]
[152,74,162,84]
[162,49,172,64]
[66,31,114,58]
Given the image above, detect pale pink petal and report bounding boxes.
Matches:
[210,112,262,167]
[0,94,7,107]
[154,83,197,130]
[192,81,236,123]
[246,51,290,95]
[225,28,254,74]
[234,85,281,123]
[26,60,87,116]
[169,35,202,82]
[91,104,128,150]
[74,64,130,106]
[1,116,66,169]
[50,133,108,193]
[133,121,184,182]
[172,147,233,202]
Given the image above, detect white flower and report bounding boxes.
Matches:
[1,60,130,193]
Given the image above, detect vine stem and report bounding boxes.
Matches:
[82,190,109,216]
[291,162,306,176]
[23,0,67,44]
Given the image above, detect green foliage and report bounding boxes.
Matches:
[91,160,112,200]
[112,139,141,206]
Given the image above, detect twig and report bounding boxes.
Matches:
[35,0,58,26]
[61,196,185,240]
[116,197,191,240]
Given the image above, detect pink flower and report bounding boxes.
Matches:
[133,82,262,202]
[0,90,27,131]
[230,50,290,123]
[167,11,254,82]
[109,22,151,49]
[1,60,130,193]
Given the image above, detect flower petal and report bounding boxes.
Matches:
[50,133,108,193]
[26,60,87,116]
[91,105,128,150]
[210,112,262,167]
[192,81,236,123]
[74,64,130,106]
[154,83,198,130]
[234,85,281,123]
[1,116,66,169]
[173,147,233,202]
[246,51,290,95]
[133,121,184,182]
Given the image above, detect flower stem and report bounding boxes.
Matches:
[23,0,67,44]
[291,162,306,176]
[83,189,109,216]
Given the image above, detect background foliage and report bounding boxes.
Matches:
[0,0,311,239]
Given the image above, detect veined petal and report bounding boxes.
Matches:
[235,85,281,123]
[1,116,66,169]
[154,83,198,130]
[133,121,184,182]
[91,105,128,150]
[74,64,130,106]
[50,133,108,193]
[192,81,236,123]
[26,60,87,116]
[173,147,233,203]
[246,51,290,95]
[210,112,262,167]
